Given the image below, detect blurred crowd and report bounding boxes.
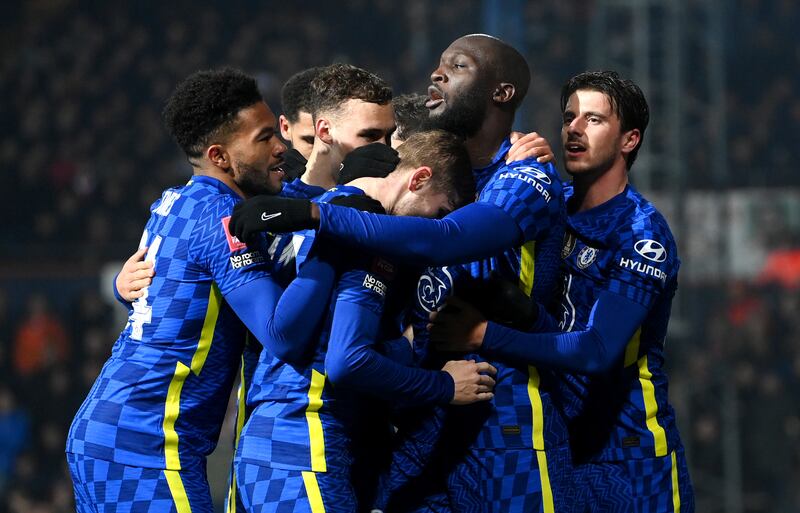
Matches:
[1,0,798,511]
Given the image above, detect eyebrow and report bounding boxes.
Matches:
[358,127,392,139]
[254,126,275,139]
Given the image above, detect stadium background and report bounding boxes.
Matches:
[1,0,798,511]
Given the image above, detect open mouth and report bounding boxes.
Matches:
[426,85,445,109]
[565,141,586,156]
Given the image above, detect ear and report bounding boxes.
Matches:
[620,128,641,156]
[407,166,433,192]
[315,117,333,145]
[206,144,231,170]
[279,114,291,140]
[492,83,516,104]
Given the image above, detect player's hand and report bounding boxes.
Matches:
[116,246,154,302]
[442,359,497,405]
[507,131,554,164]
[337,143,400,184]
[281,148,308,181]
[230,196,315,244]
[328,194,386,214]
[428,296,489,353]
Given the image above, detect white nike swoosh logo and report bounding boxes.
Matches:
[261,212,282,222]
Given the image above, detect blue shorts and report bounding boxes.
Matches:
[66,452,212,513]
[235,460,357,513]
[573,446,694,513]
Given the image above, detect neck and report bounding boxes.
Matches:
[570,160,628,212]
[193,164,247,198]
[347,176,392,211]
[464,109,514,169]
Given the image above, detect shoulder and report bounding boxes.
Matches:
[612,189,679,279]
[481,159,562,206]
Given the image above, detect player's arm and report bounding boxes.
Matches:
[325,270,496,407]
[225,253,336,364]
[429,290,648,374]
[229,161,558,266]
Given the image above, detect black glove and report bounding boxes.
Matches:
[230,195,313,244]
[455,272,539,331]
[328,194,386,214]
[337,143,400,184]
[281,148,308,182]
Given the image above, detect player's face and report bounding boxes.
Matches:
[329,99,396,155]
[227,102,286,197]
[426,38,491,138]
[281,110,315,159]
[561,89,626,177]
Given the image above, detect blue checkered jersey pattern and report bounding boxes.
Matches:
[553,184,682,462]
[67,175,271,470]
[412,139,568,451]
[237,186,392,475]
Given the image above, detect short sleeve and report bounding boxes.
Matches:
[189,195,273,296]
[477,160,561,241]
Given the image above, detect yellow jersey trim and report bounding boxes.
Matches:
[638,355,668,456]
[306,370,327,472]
[163,284,221,470]
[536,451,555,513]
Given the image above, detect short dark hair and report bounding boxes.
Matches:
[281,67,323,123]
[392,93,429,142]
[309,63,392,121]
[397,130,475,210]
[560,70,650,169]
[163,68,263,159]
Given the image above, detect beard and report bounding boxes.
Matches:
[234,160,282,197]
[424,82,489,138]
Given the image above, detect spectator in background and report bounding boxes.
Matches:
[0,386,29,500]
[13,294,70,378]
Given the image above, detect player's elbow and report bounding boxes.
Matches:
[325,353,357,387]
[266,339,307,366]
[576,327,617,374]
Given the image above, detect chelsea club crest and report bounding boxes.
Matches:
[577,245,598,269]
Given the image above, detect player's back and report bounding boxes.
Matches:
[553,183,682,462]
[67,175,265,470]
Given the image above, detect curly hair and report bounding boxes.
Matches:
[309,63,392,121]
[392,93,429,142]
[163,68,263,158]
[280,67,323,123]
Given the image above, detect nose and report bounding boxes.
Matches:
[566,117,584,136]
[274,139,287,156]
[431,65,444,84]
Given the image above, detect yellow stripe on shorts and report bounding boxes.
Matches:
[164,469,193,513]
[671,450,681,512]
[301,471,327,513]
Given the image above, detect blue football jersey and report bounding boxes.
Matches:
[236,186,397,475]
[67,175,271,470]
[554,184,682,462]
[413,138,568,451]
